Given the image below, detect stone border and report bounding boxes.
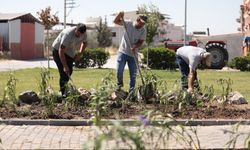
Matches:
[1,119,250,126]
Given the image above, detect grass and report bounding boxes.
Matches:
[0,67,250,101]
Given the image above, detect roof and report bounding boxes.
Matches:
[0,13,40,23]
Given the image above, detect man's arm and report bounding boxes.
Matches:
[187,67,195,93]
[58,44,70,75]
[113,11,124,26]
[75,42,87,62]
[131,39,144,53]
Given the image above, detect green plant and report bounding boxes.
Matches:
[224,123,250,149]
[141,47,176,69]
[75,48,110,68]
[217,78,233,107]
[90,72,116,125]
[138,71,158,103]
[228,56,250,71]
[38,67,56,117]
[42,93,57,117]
[93,122,146,150]
[96,17,112,47]
[64,82,82,111]
[38,67,51,96]
[1,72,18,109]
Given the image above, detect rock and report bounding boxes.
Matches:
[46,86,54,94]
[227,91,248,105]
[19,90,40,104]
[111,90,128,101]
[78,88,91,100]
[218,67,240,72]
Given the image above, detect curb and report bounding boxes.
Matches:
[1,119,250,126]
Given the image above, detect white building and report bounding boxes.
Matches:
[109,11,184,47]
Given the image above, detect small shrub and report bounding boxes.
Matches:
[1,72,18,109]
[228,56,250,71]
[75,48,110,68]
[141,47,176,70]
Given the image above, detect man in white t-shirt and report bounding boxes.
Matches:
[176,46,212,93]
[113,11,147,93]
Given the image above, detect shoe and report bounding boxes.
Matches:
[115,85,122,91]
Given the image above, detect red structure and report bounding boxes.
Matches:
[0,13,44,60]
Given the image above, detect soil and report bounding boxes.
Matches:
[0,100,250,120]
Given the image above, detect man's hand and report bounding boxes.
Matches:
[74,53,82,63]
[131,47,136,53]
[114,11,124,25]
[63,66,70,76]
[119,11,124,19]
[187,88,193,93]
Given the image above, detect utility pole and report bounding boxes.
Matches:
[184,0,187,46]
[64,0,77,29]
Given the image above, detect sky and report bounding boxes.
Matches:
[0,0,243,35]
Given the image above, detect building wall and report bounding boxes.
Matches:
[20,23,35,59]
[110,26,124,47]
[9,19,21,59]
[0,23,9,50]
[35,22,44,58]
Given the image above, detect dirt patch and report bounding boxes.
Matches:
[0,100,250,120]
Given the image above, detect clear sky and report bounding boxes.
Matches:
[0,0,243,35]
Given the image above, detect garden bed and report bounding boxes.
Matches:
[0,100,250,120]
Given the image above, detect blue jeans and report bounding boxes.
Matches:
[176,55,198,90]
[116,52,137,92]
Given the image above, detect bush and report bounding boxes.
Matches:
[228,56,250,71]
[75,48,110,68]
[141,47,176,70]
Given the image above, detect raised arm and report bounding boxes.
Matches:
[113,11,124,26]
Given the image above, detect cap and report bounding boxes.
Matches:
[203,52,212,67]
[138,15,148,23]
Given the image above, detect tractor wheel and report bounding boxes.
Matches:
[205,43,228,69]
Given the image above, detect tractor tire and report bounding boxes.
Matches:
[205,43,228,69]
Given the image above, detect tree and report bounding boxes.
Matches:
[96,17,112,47]
[37,7,59,68]
[138,4,165,68]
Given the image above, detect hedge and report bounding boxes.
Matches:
[228,55,250,71]
[75,48,110,68]
[141,47,176,70]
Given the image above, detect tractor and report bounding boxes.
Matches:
[165,40,228,69]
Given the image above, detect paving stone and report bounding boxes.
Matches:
[0,124,249,149]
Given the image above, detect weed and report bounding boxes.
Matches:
[38,67,56,117]
[1,72,18,110]
[224,123,250,149]
[217,78,233,107]
[64,82,82,111]
[38,67,51,96]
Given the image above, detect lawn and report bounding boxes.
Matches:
[0,67,250,101]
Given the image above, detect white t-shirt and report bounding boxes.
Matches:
[118,21,146,57]
[176,46,207,70]
[52,27,87,58]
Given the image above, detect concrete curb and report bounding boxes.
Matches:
[1,119,250,126]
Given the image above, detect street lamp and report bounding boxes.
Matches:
[184,0,187,46]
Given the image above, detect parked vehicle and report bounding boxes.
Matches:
[165,40,228,69]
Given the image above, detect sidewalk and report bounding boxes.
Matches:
[0,58,57,72]
[0,55,124,72]
[0,123,249,149]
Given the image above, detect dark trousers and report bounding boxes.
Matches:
[52,49,74,95]
[176,55,199,90]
